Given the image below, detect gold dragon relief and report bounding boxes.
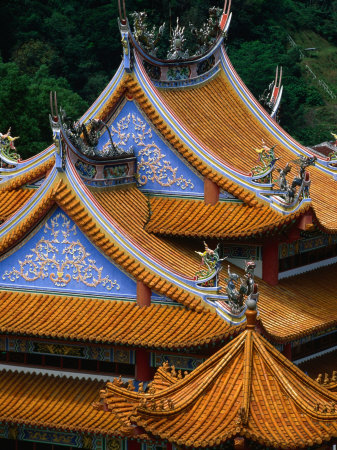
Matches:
[109,113,194,190]
[2,213,120,291]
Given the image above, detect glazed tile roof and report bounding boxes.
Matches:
[0,157,54,192]
[0,368,123,435]
[96,310,337,449]
[93,187,201,278]
[0,290,236,349]
[257,264,337,343]
[146,196,307,238]
[158,71,337,231]
[0,189,35,221]
[219,264,337,343]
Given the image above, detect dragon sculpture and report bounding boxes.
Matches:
[195,242,225,287]
[225,260,258,314]
[190,7,223,56]
[130,11,165,56]
[275,155,316,203]
[60,109,134,161]
[167,18,189,60]
[0,127,21,163]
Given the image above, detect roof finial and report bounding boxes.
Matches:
[245,294,257,329]
[118,0,127,24]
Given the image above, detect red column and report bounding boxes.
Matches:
[204,178,219,205]
[137,281,151,307]
[282,342,292,361]
[262,239,279,285]
[127,440,141,450]
[166,443,173,450]
[135,348,152,381]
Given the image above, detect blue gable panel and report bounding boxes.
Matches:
[97,101,204,197]
[0,208,137,298]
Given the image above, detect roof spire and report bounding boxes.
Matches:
[118,0,127,24]
[245,293,257,329]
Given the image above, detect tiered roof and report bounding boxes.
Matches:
[96,308,337,448]
[0,290,237,349]
[0,369,122,436]
[146,196,308,239]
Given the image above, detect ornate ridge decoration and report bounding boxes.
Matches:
[195,242,224,287]
[274,155,317,203]
[252,141,278,182]
[225,260,259,314]
[60,108,134,161]
[130,11,165,57]
[2,213,120,291]
[0,127,21,163]
[131,7,224,60]
[251,141,317,205]
[110,113,194,190]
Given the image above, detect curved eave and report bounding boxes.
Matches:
[63,154,225,312]
[0,290,239,350]
[99,328,337,449]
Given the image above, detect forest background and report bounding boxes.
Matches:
[0,0,336,158]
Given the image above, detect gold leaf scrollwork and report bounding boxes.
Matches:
[109,113,194,190]
[2,213,120,291]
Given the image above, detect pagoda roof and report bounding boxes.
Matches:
[146,196,308,239]
[97,310,337,449]
[0,368,123,436]
[0,290,237,349]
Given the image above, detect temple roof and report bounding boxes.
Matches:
[0,189,35,222]
[97,309,337,448]
[157,69,337,231]
[146,196,308,239]
[0,290,237,349]
[0,368,123,436]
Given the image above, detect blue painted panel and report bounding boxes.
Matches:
[0,208,137,298]
[97,101,204,196]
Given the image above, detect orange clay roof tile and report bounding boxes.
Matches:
[219,263,337,343]
[0,188,35,221]
[0,290,237,349]
[158,72,337,231]
[0,158,54,192]
[97,316,337,448]
[0,369,123,435]
[146,197,307,238]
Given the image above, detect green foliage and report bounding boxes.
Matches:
[0,0,336,154]
[0,59,87,159]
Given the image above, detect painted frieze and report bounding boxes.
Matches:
[98,101,204,196]
[0,208,137,298]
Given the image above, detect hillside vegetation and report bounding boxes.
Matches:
[0,0,336,158]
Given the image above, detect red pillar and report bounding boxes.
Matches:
[262,239,279,285]
[204,178,219,205]
[166,443,173,450]
[127,440,141,450]
[282,342,292,361]
[135,348,152,381]
[137,281,151,307]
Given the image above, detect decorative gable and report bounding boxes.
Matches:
[0,208,137,298]
[98,100,205,197]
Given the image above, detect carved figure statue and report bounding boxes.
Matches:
[195,241,225,284]
[131,11,165,57]
[190,7,223,56]
[0,127,21,162]
[60,108,134,161]
[225,260,257,314]
[167,18,189,60]
[275,155,316,203]
[252,140,278,180]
